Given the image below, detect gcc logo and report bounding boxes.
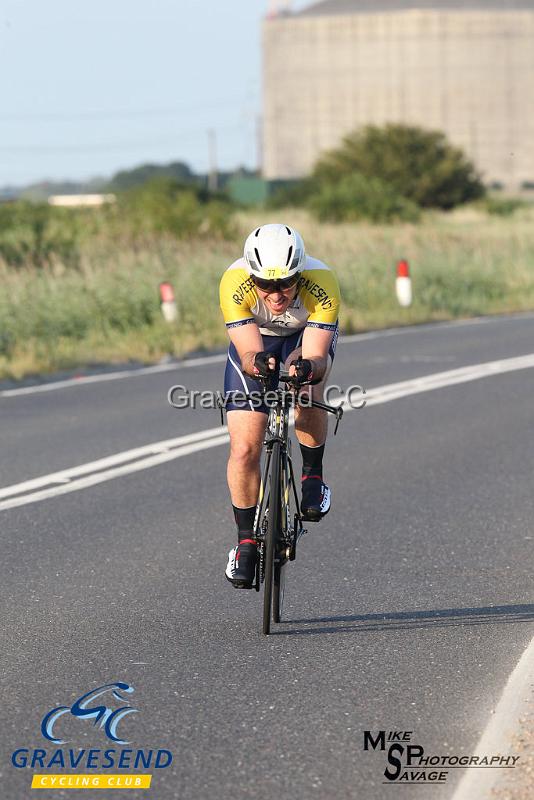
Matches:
[41,682,138,745]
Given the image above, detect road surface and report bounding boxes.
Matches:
[1,313,533,799]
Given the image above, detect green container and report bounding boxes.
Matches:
[227,176,269,206]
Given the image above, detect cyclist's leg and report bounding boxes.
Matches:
[225,411,267,587]
[223,338,282,586]
[226,410,267,511]
[224,337,282,510]
[283,328,338,519]
[282,343,334,448]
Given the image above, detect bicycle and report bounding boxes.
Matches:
[220,372,343,635]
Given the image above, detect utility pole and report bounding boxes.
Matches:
[207,128,218,193]
[256,114,263,176]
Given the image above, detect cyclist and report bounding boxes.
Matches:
[220,223,341,588]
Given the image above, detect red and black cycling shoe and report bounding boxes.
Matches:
[301,476,331,522]
[225,539,258,589]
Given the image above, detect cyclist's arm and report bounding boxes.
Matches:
[220,266,268,375]
[297,267,340,381]
[227,323,275,377]
[296,326,334,381]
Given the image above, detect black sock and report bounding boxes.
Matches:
[300,443,325,481]
[232,505,256,542]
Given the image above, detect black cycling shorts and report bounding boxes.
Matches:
[223,325,338,414]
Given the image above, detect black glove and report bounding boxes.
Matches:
[290,357,314,385]
[253,351,278,377]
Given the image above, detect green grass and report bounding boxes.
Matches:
[1,206,534,381]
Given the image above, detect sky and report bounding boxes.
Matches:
[0,0,309,187]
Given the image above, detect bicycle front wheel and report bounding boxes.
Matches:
[263,440,281,635]
[273,450,289,623]
[273,556,286,624]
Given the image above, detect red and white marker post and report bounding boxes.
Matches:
[159,282,178,322]
[395,260,412,308]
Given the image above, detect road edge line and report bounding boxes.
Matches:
[450,635,534,800]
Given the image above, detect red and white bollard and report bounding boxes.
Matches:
[159,282,178,322]
[395,260,412,308]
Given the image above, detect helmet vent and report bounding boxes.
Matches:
[254,248,263,267]
[255,228,261,237]
[285,246,293,266]
[285,226,291,235]
[291,249,302,271]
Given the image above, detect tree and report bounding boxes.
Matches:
[108,161,196,191]
[313,124,485,209]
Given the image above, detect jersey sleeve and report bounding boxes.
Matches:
[299,269,340,331]
[219,267,257,328]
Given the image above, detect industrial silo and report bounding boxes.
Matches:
[263,0,534,189]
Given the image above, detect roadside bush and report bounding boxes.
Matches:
[266,178,316,209]
[313,124,485,209]
[481,196,527,217]
[118,177,236,240]
[308,173,420,224]
[0,202,81,268]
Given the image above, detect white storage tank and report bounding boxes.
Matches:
[263,0,534,189]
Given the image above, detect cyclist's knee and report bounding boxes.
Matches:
[228,418,264,466]
[229,437,262,468]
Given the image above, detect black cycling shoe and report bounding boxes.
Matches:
[301,476,331,522]
[225,540,258,589]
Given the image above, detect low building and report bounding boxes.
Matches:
[47,194,116,207]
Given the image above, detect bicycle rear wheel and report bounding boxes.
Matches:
[263,441,281,635]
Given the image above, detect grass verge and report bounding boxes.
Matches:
[1,207,534,381]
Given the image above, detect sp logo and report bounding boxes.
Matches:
[41,682,138,745]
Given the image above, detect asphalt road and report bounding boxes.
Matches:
[1,313,534,800]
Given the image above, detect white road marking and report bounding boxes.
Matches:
[360,352,534,409]
[2,312,533,398]
[1,352,534,512]
[0,435,230,511]
[451,635,534,800]
[0,426,227,501]
[339,319,487,344]
[0,353,227,397]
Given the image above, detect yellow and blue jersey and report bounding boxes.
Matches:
[219,256,340,337]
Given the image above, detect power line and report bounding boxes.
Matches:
[0,122,255,154]
[0,96,259,123]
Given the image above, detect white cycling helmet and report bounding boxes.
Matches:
[244,223,306,281]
